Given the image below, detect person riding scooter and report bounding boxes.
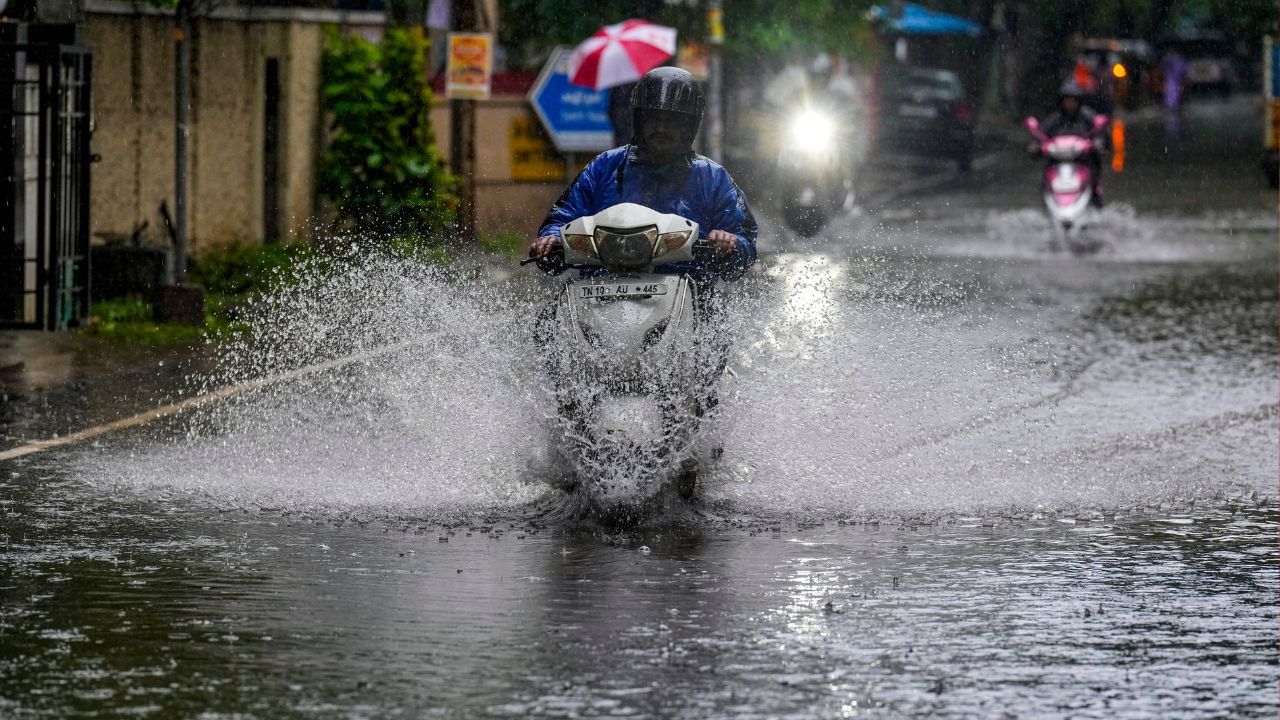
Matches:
[529,67,758,285]
[1029,81,1106,206]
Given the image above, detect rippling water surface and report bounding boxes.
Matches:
[2,473,1275,718]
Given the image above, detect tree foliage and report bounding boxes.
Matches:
[319,26,456,242]
[498,0,876,70]
[722,0,877,64]
[499,0,699,68]
[498,0,1275,72]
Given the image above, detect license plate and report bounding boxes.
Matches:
[578,282,668,299]
[898,103,938,119]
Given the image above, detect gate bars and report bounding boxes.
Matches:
[0,25,92,330]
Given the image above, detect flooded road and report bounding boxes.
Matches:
[2,98,1276,717]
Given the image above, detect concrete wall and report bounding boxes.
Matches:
[431,97,566,240]
[83,1,383,255]
[85,1,568,254]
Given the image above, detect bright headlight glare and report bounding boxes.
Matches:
[656,230,691,256]
[789,111,836,152]
[563,233,596,256]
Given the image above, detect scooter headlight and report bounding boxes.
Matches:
[655,230,692,258]
[563,233,596,257]
[788,110,837,154]
[594,226,657,268]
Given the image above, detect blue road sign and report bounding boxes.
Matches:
[528,48,615,153]
[1270,38,1279,99]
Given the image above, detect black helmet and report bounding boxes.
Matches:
[630,67,704,141]
[1058,80,1086,98]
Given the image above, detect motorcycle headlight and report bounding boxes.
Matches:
[594,226,657,268]
[788,110,836,154]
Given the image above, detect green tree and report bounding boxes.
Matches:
[499,0,700,68]
[722,0,876,63]
[498,0,875,70]
[319,26,456,243]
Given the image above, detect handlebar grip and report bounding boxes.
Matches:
[525,246,566,274]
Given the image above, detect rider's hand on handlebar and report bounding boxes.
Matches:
[707,229,737,254]
[530,235,561,258]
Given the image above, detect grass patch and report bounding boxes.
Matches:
[82,296,228,345]
[188,240,314,300]
[80,235,490,346]
[81,239,313,345]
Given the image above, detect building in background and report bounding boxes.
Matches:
[83,0,384,254]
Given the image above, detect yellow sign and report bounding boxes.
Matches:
[677,43,710,81]
[707,6,724,45]
[446,33,493,100]
[510,116,562,181]
[1271,99,1280,150]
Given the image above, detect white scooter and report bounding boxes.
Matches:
[529,203,723,518]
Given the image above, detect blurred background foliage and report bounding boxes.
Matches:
[497,0,1275,71]
[498,0,878,68]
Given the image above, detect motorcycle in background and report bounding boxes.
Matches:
[1024,114,1109,253]
[777,105,857,238]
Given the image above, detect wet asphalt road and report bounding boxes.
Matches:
[0,97,1276,718]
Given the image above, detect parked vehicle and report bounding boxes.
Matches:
[1024,113,1109,253]
[876,67,976,171]
[1075,38,1153,110]
[1159,31,1238,98]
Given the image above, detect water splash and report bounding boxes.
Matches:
[79,251,552,522]
[973,204,1274,263]
[73,234,1275,524]
[699,244,1275,519]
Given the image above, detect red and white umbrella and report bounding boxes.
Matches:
[567,19,678,90]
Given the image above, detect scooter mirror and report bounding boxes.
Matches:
[1092,115,1109,132]
[1024,117,1040,132]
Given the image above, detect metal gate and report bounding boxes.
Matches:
[0,24,92,330]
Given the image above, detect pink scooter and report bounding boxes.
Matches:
[1024,114,1108,252]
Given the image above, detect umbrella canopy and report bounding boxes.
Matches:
[567,19,677,90]
[869,2,984,36]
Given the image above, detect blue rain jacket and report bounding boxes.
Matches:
[537,146,758,283]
